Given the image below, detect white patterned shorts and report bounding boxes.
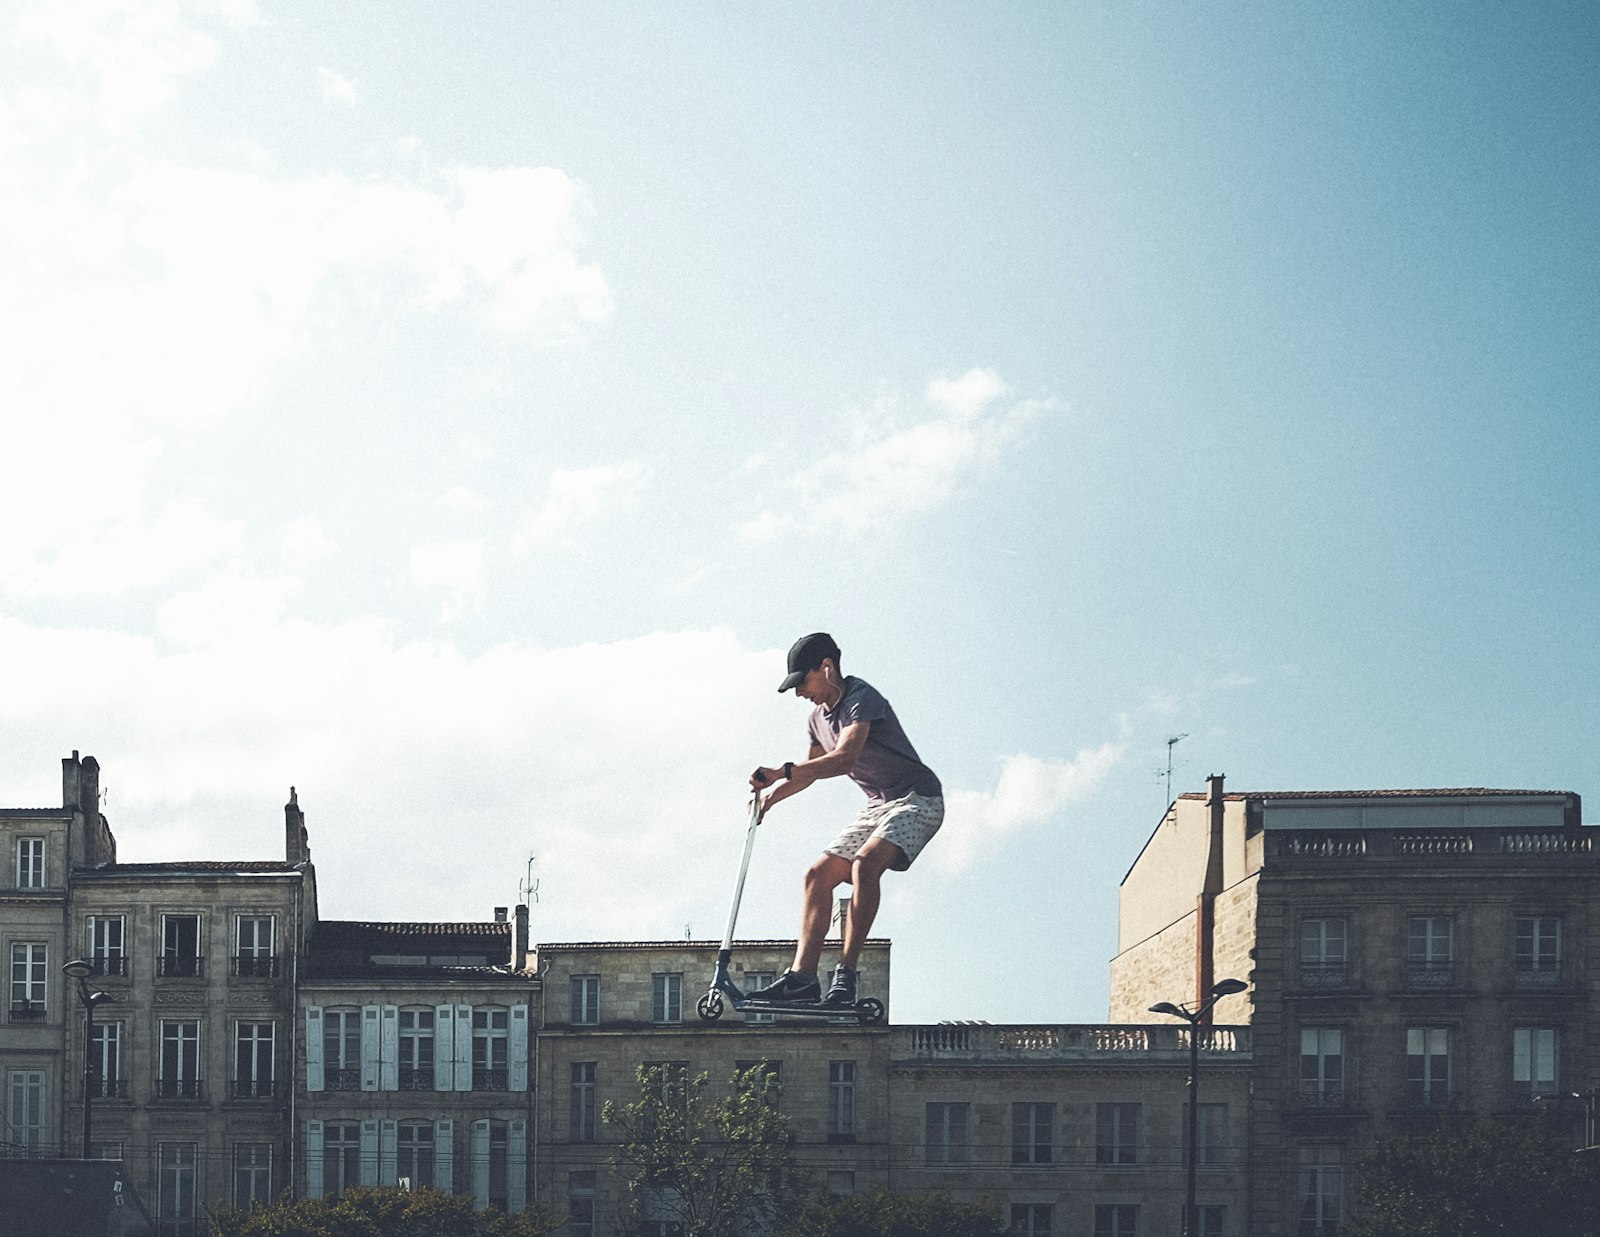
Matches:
[825,792,944,871]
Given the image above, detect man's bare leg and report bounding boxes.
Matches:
[793,853,852,975]
[840,839,900,969]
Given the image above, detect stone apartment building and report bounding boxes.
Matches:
[7,749,1261,1235]
[1112,776,1593,1236]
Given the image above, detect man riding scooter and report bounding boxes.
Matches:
[748,633,944,1007]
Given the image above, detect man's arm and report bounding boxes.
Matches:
[751,725,870,814]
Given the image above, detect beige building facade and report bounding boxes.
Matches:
[1113,778,1594,1236]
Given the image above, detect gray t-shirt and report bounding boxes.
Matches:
[808,676,942,803]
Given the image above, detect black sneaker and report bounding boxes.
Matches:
[823,965,857,1007]
[747,970,820,1003]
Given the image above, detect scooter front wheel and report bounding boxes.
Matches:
[854,997,885,1025]
[697,992,725,1022]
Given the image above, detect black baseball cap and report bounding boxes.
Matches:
[778,632,840,692]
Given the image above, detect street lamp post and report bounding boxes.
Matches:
[62,959,112,1159]
[1150,977,1248,1237]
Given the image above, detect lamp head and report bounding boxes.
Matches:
[1211,978,1248,998]
[62,959,92,981]
[1148,1001,1185,1017]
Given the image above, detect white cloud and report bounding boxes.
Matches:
[0,618,802,940]
[409,540,487,621]
[316,66,359,105]
[0,0,613,602]
[745,369,1054,540]
[935,741,1126,872]
[434,486,491,514]
[514,462,646,552]
[281,517,338,568]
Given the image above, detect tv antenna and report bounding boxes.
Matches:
[518,855,539,908]
[1159,734,1188,808]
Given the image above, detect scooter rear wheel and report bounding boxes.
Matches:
[697,992,725,1022]
[854,997,885,1025]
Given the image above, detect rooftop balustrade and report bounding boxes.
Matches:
[895,1022,1250,1062]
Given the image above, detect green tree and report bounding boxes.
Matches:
[1343,1117,1600,1237]
[778,1189,1006,1237]
[604,1062,806,1237]
[207,1185,559,1237]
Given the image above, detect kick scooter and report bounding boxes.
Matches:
[697,794,886,1025]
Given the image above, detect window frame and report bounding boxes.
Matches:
[1095,1101,1140,1166]
[159,913,203,979]
[570,974,600,1025]
[16,836,45,889]
[571,1061,597,1142]
[1513,1026,1558,1101]
[652,972,684,1024]
[1299,915,1348,987]
[10,942,48,1016]
[924,1101,969,1166]
[1406,1025,1454,1107]
[1011,1101,1055,1165]
[828,1060,856,1142]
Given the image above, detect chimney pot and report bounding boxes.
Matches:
[494,907,508,923]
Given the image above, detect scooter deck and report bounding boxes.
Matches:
[697,983,885,1025]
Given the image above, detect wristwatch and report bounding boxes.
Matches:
[783,761,794,780]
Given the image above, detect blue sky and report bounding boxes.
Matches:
[2,2,1596,1023]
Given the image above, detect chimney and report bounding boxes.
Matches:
[63,751,82,810]
[285,787,309,866]
[512,903,530,972]
[494,907,508,923]
[830,896,851,941]
[1196,773,1225,1020]
[79,756,100,816]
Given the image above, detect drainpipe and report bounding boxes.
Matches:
[1196,774,1226,1022]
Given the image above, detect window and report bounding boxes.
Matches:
[10,943,47,1019]
[323,1009,361,1090]
[1195,1205,1226,1236]
[234,1022,274,1099]
[1406,915,1454,986]
[652,972,683,1024]
[15,837,44,889]
[399,1008,434,1090]
[158,1142,197,1236]
[159,1019,202,1099]
[1096,1102,1139,1165]
[6,1070,44,1152]
[642,1061,689,1107]
[1196,1103,1229,1168]
[160,914,202,978]
[569,1170,596,1237]
[486,1120,509,1211]
[743,971,775,1023]
[570,975,600,1025]
[323,1122,361,1199]
[234,917,276,977]
[87,916,126,976]
[925,1102,969,1165]
[1406,1027,1453,1107]
[1515,917,1561,986]
[735,1059,781,1110]
[1094,1204,1138,1237]
[1012,1102,1054,1165]
[571,1062,597,1141]
[472,1006,509,1091]
[1300,916,1347,987]
[90,1021,124,1098]
[398,1121,434,1189]
[1297,1147,1344,1235]
[1299,1027,1345,1107]
[1514,1027,1558,1101]
[1011,1203,1053,1236]
[828,1061,856,1141]
[233,1144,272,1210]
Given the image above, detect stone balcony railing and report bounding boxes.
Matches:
[1270,829,1596,865]
[895,1023,1250,1062]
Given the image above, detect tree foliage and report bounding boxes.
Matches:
[777,1189,1007,1237]
[604,1062,806,1237]
[1344,1117,1600,1237]
[207,1186,558,1237]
